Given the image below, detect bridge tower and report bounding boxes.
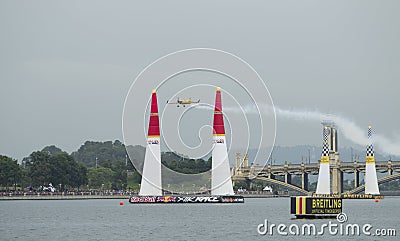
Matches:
[243,153,249,167]
[235,152,242,175]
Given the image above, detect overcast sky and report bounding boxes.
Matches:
[1,1,399,161]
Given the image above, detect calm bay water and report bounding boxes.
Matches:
[0,197,399,240]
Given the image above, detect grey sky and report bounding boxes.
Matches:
[1,1,399,161]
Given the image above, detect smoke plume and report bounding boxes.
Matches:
[220,104,400,156]
[274,107,400,156]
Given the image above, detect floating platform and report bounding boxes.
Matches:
[290,196,342,219]
[129,195,244,204]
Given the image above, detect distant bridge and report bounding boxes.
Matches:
[250,176,311,195]
[232,160,400,195]
[232,123,400,194]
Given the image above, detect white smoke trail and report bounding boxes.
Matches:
[274,107,400,156]
[209,103,400,156]
[277,108,400,156]
[191,104,400,156]
[274,107,368,145]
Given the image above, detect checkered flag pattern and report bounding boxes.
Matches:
[321,127,329,156]
[323,127,328,142]
[366,126,374,156]
[366,145,374,157]
[368,126,372,139]
[322,141,329,156]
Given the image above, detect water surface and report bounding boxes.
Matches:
[0,197,398,240]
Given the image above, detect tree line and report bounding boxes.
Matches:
[3,140,399,193]
[0,140,213,192]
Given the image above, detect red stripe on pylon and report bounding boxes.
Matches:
[213,88,225,135]
[148,90,160,137]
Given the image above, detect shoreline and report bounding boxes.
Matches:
[1,191,398,201]
[0,193,284,200]
[0,194,130,200]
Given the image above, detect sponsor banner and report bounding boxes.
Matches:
[213,138,225,144]
[341,194,384,199]
[147,139,159,145]
[129,196,244,204]
[320,156,329,164]
[176,196,219,203]
[130,196,156,203]
[312,194,341,198]
[291,196,342,215]
[156,196,176,203]
[312,193,384,200]
[366,156,375,164]
[220,196,245,203]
